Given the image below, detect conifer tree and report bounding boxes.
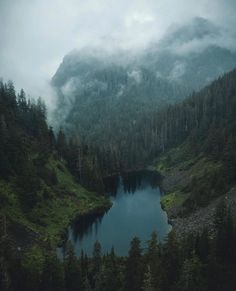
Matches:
[125,237,144,291]
[64,243,81,291]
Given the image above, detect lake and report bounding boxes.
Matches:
[59,170,171,257]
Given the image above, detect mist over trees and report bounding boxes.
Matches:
[1,59,236,291]
[51,17,236,175]
[52,63,236,187]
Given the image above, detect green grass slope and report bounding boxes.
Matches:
[0,157,111,246]
[155,143,232,216]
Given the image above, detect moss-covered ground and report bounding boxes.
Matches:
[160,191,189,211]
[155,143,227,214]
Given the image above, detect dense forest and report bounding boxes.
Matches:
[0,79,110,258]
[1,67,236,290]
[90,68,236,198]
[53,58,236,179]
[1,200,236,291]
[52,17,236,176]
[0,79,107,193]
[1,0,236,289]
[0,71,236,290]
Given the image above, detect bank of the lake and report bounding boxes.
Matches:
[60,170,171,257]
[4,158,112,249]
[155,146,236,239]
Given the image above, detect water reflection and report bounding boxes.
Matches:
[71,212,105,243]
[104,170,162,196]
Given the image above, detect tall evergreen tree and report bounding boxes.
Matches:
[146,231,160,289]
[125,237,144,291]
[64,243,81,291]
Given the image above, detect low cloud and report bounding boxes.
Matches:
[128,70,142,84]
[169,62,186,80]
[0,0,236,108]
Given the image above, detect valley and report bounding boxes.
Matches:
[0,9,236,290]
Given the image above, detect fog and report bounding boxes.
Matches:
[0,0,236,106]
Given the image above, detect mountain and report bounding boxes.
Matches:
[2,20,236,288]
[51,17,236,172]
[51,49,189,137]
[140,17,236,89]
[159,17,220,46]
[2,4,236,289]
[2,65,236,291]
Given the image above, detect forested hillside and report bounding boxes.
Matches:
[1,0,236,289]
[52,52,189,164]
[1,67,235,236]
[140,17,236,89]
[52,17,236,175]
[0,80,110,247]
[149,69,236,211]
[53,66,236,222]
[1,69,236,291]
[54,67,236,181]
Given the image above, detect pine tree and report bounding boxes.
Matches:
[178,255,207,291]
[95,247,120,291]
[48,126,56,149]
[57,128,67,159]
[160,231,180,291]
[142,265,155,291]
[40,251,65,291]
[92,240,102,287]
[125,237,144,291]
[146,231,160,289]
[215,200,235,263]
[64,243,81,291]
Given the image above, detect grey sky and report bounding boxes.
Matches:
[0,0,235,105]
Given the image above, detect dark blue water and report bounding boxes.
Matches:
[60,171,171,257]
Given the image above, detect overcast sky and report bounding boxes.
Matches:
[0,0,235,105]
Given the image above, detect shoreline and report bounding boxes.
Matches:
[7,193,112,250]
[157,159,236,239]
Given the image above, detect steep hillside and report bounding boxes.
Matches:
[142,17,236,89]
[0,81,110,247]
[51,17,236,173]
[52,51,189,144]
[150,69,236,236]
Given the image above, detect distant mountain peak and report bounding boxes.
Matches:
[158,17,221,53]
